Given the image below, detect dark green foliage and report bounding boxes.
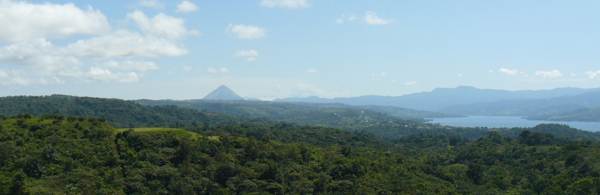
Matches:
[188,122,390,149]
[498,124,600,142]
[136,99,459,121]
[3,115,600,194]
[467,164,484,185]
[0,95,270,128]
[8,172,26,195]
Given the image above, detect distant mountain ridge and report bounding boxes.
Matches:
[275,86,599,111]
[203,85,244,100]
[439,91,600,116]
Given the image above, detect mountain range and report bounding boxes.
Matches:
[275,86,599,111]
[199,85,600,122]
[438,90,600,116]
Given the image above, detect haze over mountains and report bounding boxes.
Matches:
[275,86,599,111]
[439,90,600,116]
[139,85,600,122]
[270,86,600,122]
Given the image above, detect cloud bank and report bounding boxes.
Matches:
[0,0,198,85]
[226,24,267,39]
[535,70,562,79]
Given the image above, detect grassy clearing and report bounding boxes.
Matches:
[116,127,199,138]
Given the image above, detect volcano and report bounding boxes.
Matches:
[203,85,244,100]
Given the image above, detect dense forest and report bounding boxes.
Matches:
[0,95,271,128]
[2,115,600,194]
[2,95,600,142]
[135,99,458,121]
[3,95,600,194]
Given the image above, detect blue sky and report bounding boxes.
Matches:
[1,0,600,100]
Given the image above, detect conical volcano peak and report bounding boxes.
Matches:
[203,85,244,100]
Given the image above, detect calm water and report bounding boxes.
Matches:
[427,116,600,132]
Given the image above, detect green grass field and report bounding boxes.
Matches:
[116,127,199,138]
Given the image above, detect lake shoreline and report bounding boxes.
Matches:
[426,115,600,132]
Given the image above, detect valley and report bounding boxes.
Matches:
[2,86,600,194]
[2,1,599,194]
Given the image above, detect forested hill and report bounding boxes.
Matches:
[0,95,270,128]
[526,106,600,122]
[2,115,600,194]
[3,95,600,142]
[134,99,456,124]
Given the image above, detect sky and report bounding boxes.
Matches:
[1,0,600,100]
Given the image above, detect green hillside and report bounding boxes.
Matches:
[0,95,271,128]
[2,115,600,194]
[135,99,459,123]
[115,127,199,137]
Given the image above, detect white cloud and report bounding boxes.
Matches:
[235,50,259,57]
[207,68,217,73]
[0,32,180,82]
[0,0,110,43]
[176,1,198,13]
[0,15,189,61]
[66,30,189,58]
[235,50,259,62]
[307,69,318,73]
[167,70,175,75]
[127,11,199,40]
[586,71,600,79]
[365,11,393,25]
[3,77,31,85]
[0,39,64,64]
[571,73,576,77]
[0,39,84,77]
[381,72,386,76]
[183,66,193,72]
[0,6,191,85]
[458,74,463,77]
[226,24,266,39]
[336,14,356,24]
[0,70,7,78]
[86,67,140,82]
[104,60,159,72]
[137,0,164,8]
[207,68,229,73]
[405,81,417,86]
[535,70,563,79]
[260,0,309,8]
[86,67,112,81]
[498,68,518,76]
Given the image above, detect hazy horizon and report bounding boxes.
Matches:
[1,0,600,100]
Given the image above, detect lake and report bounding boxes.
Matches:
[427,116,600,132]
